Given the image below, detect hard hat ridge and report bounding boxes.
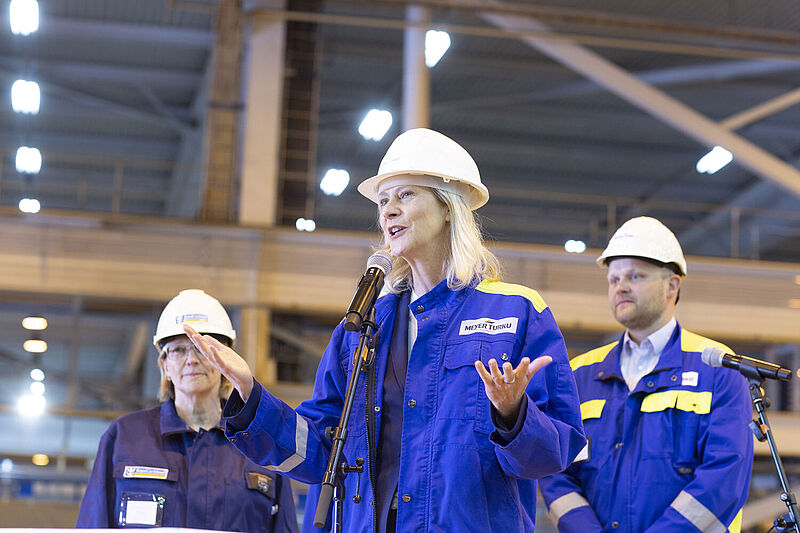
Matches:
[357,128,489,210]
[153,289,236,348]
[597,216,688,276]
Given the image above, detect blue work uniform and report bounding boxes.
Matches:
[539,324,753,533]
[223,279,586,533]
[76,400,299,532]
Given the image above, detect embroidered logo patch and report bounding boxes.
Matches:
[123,466,169,480]
[681,371,699,387]
[459,317,518,335]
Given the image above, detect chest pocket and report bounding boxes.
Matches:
[112,462,179,527]
[639,389,709,464]
[224,467,279,531]
[440,338,519,435]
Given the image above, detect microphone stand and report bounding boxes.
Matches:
[314,308,379,531]
[745,370,800,533]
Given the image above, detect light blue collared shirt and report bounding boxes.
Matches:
[620,317,677,391]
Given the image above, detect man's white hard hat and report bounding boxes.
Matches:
[358,128,489,210]
[153,289,236,348]
[597,216,688,276]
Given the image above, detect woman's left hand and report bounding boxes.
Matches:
[474,356,552,426]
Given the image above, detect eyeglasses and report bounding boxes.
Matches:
[161,343,202,360]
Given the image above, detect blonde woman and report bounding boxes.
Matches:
[188,129,586,532]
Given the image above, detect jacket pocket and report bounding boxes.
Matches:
[112,462,179,527]
[224,467,278,531]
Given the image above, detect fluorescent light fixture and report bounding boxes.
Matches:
[696,146,733,174]
[19,198,41,214]
[11,79,40,114]
[31,454,49,466]
[320,169,350,196]
[22,316,47,330]
[564,239,586,253]
[295,218,316,232]
[30,381,45,396]
[0,459,12,473]
[30,368,45,381]
[789,299,800,309]
[15,146,42,174]
[23,339,47,353]
[9,0,39,35]
[17,394,45,416]
[425,30,451,67]
[358,109,393,141]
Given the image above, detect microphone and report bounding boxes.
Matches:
[343,252,393,331]
[701,346,792,382]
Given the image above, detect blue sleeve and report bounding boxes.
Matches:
[492,307,586,479]
[222,325,351,484]
[644,369,753,532]
[539,462,604,532]
[76,423,116,527]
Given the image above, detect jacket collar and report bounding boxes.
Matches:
[593,321,684,383]
[159,399,224,436]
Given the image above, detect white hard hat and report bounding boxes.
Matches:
[153,289,236,348]
[357,128,489,210]
[597,216,688,276]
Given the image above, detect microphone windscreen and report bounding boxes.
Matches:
[367,252,393,275]
[701,346,725,367]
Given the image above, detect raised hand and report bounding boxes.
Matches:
[184,324,255,401]
[474,356,552,426]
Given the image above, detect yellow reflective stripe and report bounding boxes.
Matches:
[641,390,712,414]
[475,280,548,313]
[681,330,732,354]
[728,508,742,533]
[670,490,727,533]
[570,341,618,371]
[580,399,606,420]
[548,492,591,523]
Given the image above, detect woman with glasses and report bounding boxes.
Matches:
[76,289,298,532]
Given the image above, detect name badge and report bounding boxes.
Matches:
[123,466,169,480]
[682,371,698,387]
[118,492,165,527]
[459,317,518,336]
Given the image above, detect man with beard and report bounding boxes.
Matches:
[539,216,753,533]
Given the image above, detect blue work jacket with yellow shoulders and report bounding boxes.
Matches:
[222,278,586,533]
[539,323,753,533]
[76,400,298,532]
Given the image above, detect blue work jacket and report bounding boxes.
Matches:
[76,400,298,532]
[223,278,586,533]
[539,324,753,533]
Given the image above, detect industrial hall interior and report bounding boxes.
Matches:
[0,0,799,532]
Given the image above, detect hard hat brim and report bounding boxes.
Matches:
[358,171,489,210]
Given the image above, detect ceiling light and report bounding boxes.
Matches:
[30,381,45,396]
[789,299,800,309]
[794,275,800,285]
[295,218,316,232]
[320,169,350,196]
[19,198,41,214]
[0,459,13,473]
[31,454,49,466]
[696,146,732,174]
[30,368,45,381]
[9,0,39,35]
[15,146,42,174]
[358,109,392,141]
[23,339,47,353]
[425,30,451,68]
[22,316,47,330]
[11,79,40,114]
[564,239,586,253]
[17,394,45,416]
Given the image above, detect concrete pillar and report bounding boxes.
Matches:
[238,306,276,386]
[402,6,430,131]
[239,8,286,226]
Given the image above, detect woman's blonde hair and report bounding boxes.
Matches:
[157,335,233,402]
[378,187,500,292]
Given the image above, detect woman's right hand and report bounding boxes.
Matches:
[183,324,255,401]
